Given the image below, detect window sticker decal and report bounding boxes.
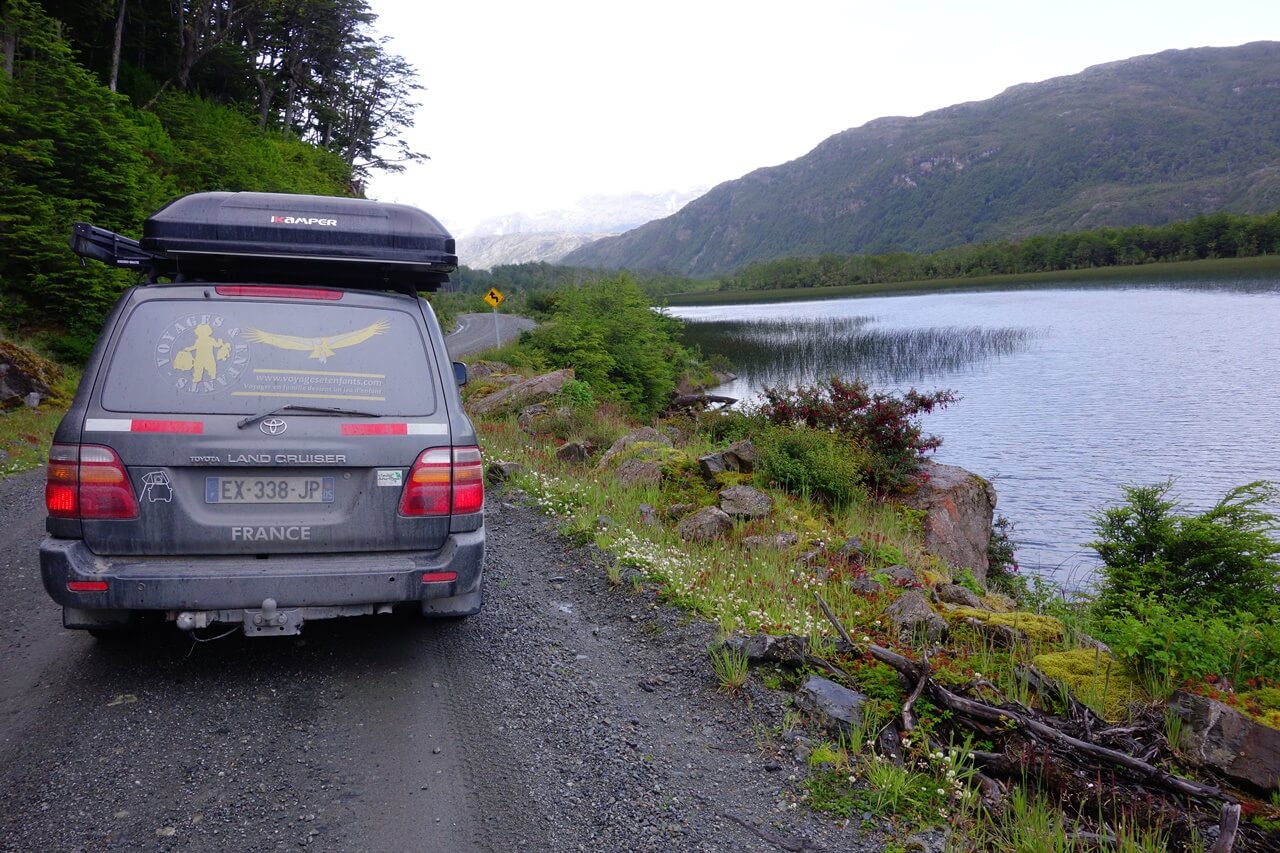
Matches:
[139,470,174,503]
[243,319,390,363]
[154,314,250,395]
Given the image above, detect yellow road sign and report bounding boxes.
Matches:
[484,287,505,308]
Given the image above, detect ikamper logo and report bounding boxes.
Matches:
[270,215,338,226]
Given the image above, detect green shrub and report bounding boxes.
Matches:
[558,379,595,409]
[1097,598,1280,692]
[755,425,868,507]
[520,276,695,418]
[1090,480,1280,617]
[753,376,956,494]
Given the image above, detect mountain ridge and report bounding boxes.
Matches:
[564,42,1280,275]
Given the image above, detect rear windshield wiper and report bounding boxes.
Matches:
[237,404,383,429]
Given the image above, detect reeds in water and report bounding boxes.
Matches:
[682,316,1037,385]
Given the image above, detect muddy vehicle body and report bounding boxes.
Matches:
[40,192,484,637]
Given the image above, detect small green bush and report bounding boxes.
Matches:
[1097,598,1280,692]
[1091,480,1280,617]
[755,425,868,507]
[753,376,956,494]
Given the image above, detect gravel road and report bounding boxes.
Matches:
[0,468,885,852]
[445,313,536,359]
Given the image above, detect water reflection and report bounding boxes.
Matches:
[681,317,1039,385]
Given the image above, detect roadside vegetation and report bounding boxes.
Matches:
[1,0,423,361]
[458,276,1280,851]
[4,260,1279,847]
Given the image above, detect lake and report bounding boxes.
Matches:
[670,279,1280,589]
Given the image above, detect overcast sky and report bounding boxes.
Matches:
[365,1,1280,236]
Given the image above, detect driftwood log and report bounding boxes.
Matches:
[812,594,1271,851]
[668,393,737,410]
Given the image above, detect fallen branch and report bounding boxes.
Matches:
[813,594,1224,803]
[1210,802,1241,853]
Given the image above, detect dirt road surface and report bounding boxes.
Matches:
[0,467,881,852]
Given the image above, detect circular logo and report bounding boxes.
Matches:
[260,418,288,436]
[154,313,249,395]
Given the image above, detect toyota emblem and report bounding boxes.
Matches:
[260,417,288,436]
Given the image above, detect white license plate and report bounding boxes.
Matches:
[205,476,335,504]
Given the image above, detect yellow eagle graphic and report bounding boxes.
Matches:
[244,319,390,363]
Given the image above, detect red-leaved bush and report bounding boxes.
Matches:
[754,377,957,494]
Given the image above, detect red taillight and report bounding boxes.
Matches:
[421,572,458,583]
[451,446,484,514]
[398,446,484,517]
[45,443,139,520]
[68,580,109,592]
[214,285,342,300]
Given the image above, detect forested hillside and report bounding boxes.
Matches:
[0,0,422,359]
[565,42,1280,276]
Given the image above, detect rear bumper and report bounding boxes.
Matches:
[39,528,484,612]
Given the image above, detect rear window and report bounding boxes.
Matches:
[101,299,437,416]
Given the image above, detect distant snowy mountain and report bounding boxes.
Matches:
[456,188,705,269]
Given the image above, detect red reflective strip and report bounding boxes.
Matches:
[421,572,458,584]
[68,580,109,592]
[132,419,203,434]
[341,423,407,436]
[214,285,342,300]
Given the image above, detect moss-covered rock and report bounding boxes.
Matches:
[1033,648,1141,721]
[0,339,66,408]
[949,607,1064,642]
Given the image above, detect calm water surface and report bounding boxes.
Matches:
[671,280,1280,587]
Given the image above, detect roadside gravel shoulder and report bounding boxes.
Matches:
[465,487,884,852]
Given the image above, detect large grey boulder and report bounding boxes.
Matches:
[722,634,809,665]
[616,458,663,487]
[936,582,982,608]
[718,485,773,519]
[884,590,947,645]
[1168,690,1280,794]
[466,360,512,380]
[698,439,758,479]
[555,440,593,464]
[596,427,672,469]
[467,368,575,415]
[898,460,997,583]
[675,506,733,543]
[794,675,867,736]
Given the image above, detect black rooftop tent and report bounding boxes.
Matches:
[72,191,458,291]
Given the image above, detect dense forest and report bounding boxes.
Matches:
[0,0,423,359]
[718,209,1280,292]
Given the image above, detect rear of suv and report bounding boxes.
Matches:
[40,191,485,637]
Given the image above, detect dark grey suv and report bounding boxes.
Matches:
[40,191,485,637]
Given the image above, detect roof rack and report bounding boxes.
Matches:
[70,191,458,292]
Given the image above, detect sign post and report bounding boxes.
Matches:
[483,287,506,349]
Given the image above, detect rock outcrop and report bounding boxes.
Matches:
[899,460,997,583]
[596,427,672,469]
[718,485,773,519]
[794,675,868,736]
[467,368,575,415]
[884,590,947,645]
[0,340,63,409]
[675,507,733,543]
[698,440,757,480]
[1168,690,1280,794]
